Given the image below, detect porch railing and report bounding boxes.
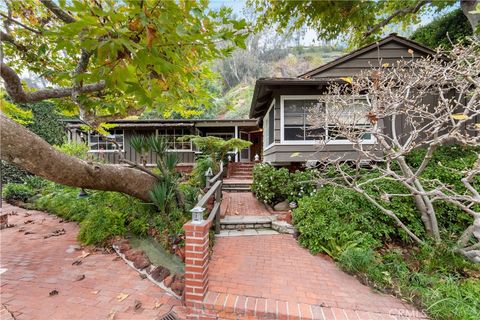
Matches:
[195,161,224,234]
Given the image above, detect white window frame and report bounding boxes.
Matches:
[280,95,376,145]
[88,129,125,153]
[263,100,275,151]
[156,128,193,152]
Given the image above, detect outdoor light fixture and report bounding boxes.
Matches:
[205,167,213,178]
[254,154,260,161]
[77,188,89,199]
[190,206,205,223]
[227,155,232,162]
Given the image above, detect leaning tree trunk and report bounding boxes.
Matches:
[461,0,480,36]
[1,113,156,202]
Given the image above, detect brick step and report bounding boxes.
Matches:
[231,169,253,174]
[230,174,253,179]
[201,291,420,320]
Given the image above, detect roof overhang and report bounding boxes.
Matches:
[249,78,334,119]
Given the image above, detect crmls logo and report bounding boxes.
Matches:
[387,309,427,319]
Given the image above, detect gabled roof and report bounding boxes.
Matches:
[298,33,436,79]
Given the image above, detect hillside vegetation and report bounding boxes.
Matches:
[213,45,345,119]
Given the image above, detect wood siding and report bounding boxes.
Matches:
[311,41,429,78]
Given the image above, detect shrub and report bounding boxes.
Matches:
[35,185,156,245]
[189,155,215,188]
[1,100,65,184]
[2,183,36,203]
[0,161,31,184]
[292,186,380,257]
[339,247,376,274]
[54,140,89,159]
[252,164,317,205]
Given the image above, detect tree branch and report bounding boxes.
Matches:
[39,0,76,23]
[0,12,42,34]
[364,0,431,37]
[0,31,28,53]
[0,62,105,103]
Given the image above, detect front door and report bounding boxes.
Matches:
[240,131,250,162]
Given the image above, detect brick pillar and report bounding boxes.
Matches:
[183,220,211,306]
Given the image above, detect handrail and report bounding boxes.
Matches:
[206,161,224,188]
[197,180,222,208]
[193,161,224,234]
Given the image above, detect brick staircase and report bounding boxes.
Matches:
[223,162,256,192]
[227,162,255,179]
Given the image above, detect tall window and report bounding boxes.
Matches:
[88,129,124,152]
[264,101,275,149]
[283,99,324,142]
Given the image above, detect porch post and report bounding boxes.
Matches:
[234,125,239,162]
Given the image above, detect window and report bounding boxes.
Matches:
[282,98,324,142]
[158,128,192,150]
[88,129,124,152]
[263,100,275,149]
[281,95,374,144]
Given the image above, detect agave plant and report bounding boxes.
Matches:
[130,135,149,166]
[149,180,175,214]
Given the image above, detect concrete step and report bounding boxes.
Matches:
[216,229,280,237]
[220,215,276,230]
[222,185,251,192]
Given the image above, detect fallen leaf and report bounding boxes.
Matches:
[49,289,59,296]
[451,113,469,120]
[475,123,480,129]
[382,63,390,68]
[72,260,82,266]
[154,301,162,309]
[290,152,301,158]
[92,290,100,295]
[134,300,142,310]
[116,293,129,302]
[339,76,353,84]
[108,310,116,320]
[77,251,90,259]
[74,274,85,281]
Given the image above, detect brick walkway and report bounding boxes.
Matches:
[220,192,270,217]
[0,202,186,320]
[206,235,427,319]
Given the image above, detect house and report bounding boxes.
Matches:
[249,33,437,166]
[65,119,262,171]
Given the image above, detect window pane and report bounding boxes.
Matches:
[306,127,325,140]
[284,127,305,140]
[284,114,304,126]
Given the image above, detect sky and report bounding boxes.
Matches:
[208,0,458,47]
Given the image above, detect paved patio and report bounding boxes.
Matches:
[0,202,186,320]
[220,192,270,217]
[206,235,426,319]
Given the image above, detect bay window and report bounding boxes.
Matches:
[263,100,275,149]
[281,95,374,144]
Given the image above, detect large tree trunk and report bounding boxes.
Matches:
[1,113,156,202]
[461,0,480,35]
